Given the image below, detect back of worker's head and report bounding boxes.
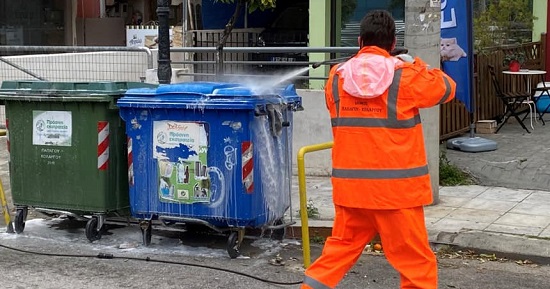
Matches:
[359,10,396,52]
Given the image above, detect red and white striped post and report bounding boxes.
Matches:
[97,121,109,171]
[242,141,254,193]
[127,136,134,186]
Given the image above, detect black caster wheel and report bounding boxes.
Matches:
[85,217,102,242]
[140,221,152,246]
[227,231,241,259]
[14,208,27,234]
[271,219,286,241]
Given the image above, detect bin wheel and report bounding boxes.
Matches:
[271,219,286,241]
[141,221,152,246]
[14,208,26,234]
[227,231,241,259]
[85,217,102,242]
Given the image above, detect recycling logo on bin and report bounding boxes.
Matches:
[153,120,210,204]
[156,131,167,144]
[36,119,45,132]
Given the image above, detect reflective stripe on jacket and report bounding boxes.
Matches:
[325,46,456,209]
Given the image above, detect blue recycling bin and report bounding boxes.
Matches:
[117,81,302,258]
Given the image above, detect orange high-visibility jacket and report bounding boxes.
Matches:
[326,46,456,209]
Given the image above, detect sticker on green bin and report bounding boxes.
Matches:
[153,121,209,204]
[32,111,72,146]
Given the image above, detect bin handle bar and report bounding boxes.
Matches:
[158,216,225,233]
[34,208,86,221]
[297,141,333,268]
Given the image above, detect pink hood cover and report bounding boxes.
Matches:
[337,53,402,99]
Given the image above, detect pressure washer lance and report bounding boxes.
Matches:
[311,47,409,69]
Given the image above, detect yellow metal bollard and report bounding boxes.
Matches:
[0,177,14,233]
[297,141,333,268]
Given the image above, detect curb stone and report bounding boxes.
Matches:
[431,229,550,265]
[287,223,550,265]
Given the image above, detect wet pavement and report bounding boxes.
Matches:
[2,117,550,266]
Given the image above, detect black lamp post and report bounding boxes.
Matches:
[157,0,172,84]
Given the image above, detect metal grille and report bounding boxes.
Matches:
[191,29,262,81]
[0,46,153,128]
[341,20,405,51]
[0,46,153,83]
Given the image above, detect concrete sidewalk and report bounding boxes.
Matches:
[290,176,550,264]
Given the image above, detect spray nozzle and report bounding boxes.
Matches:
[311,56,351,69]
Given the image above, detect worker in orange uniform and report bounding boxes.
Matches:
[301,10,456,289]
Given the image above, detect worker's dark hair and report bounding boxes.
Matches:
[359,10,395,52]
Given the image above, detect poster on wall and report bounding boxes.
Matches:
[32,111,72,146]
[440,0,474,112]
[126,26,174,48]
[153,121,209,204]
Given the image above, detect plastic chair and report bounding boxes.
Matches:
[488,65,533,133]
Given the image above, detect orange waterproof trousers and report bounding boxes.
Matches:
[302,205,437,289]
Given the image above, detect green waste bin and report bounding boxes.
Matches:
[0,81,157,242]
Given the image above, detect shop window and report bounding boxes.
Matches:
[0,0,65,46]
[337,0,405,48]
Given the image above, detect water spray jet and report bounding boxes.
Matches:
[236,47,409,94]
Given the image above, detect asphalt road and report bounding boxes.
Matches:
[0,218,548,289]
[1,134,549,288]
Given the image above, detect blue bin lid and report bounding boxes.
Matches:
[157,82,240,94]
[117,81,302,110]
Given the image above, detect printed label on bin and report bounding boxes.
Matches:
[153,121,210,204]
[32,111,72,147]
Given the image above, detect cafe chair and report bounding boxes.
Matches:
[488,65,533,133]
[532,81,550,124]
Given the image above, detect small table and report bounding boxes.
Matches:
[502,70,547,129]
[502,69,547,93]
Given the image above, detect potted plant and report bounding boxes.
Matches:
[503,52,526,72]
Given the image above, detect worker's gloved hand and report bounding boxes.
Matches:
[396,54,415,63]
[390,47,408,56]
[390,47,414,63]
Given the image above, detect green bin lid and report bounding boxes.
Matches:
[0,81,157,94]
[0,81,158,102]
